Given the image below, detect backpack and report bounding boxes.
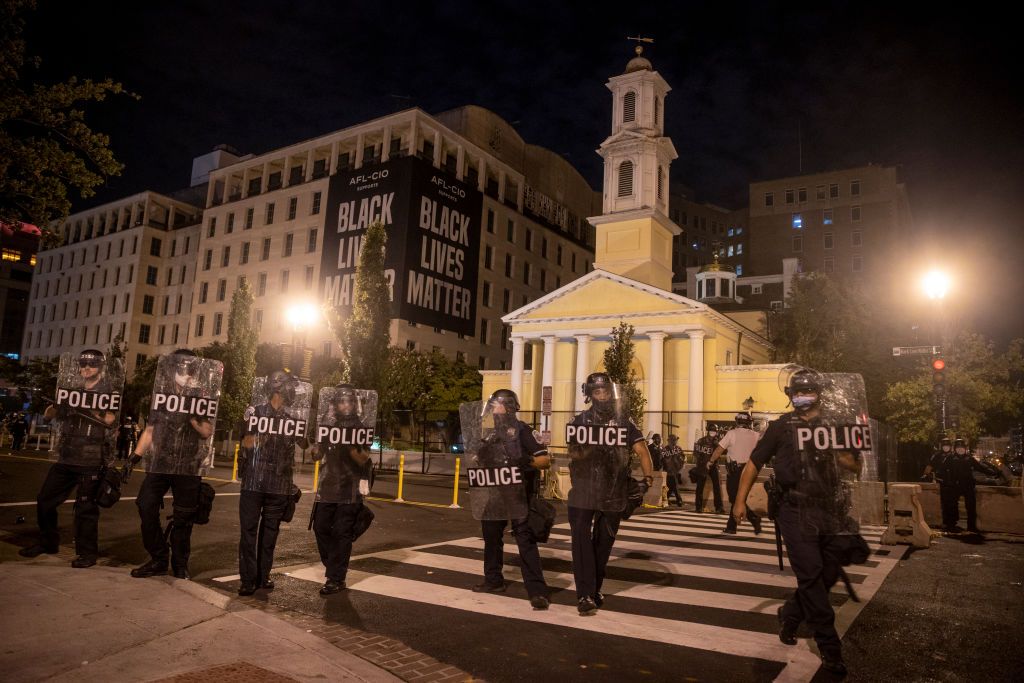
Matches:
[194,482,216,525]
[526,496,557,543]
[93,466,122,508]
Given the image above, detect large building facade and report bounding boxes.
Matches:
[1,224,39,359]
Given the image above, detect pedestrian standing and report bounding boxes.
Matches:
[710,413,763,534]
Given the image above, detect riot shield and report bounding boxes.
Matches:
[314,387,378,503]
[239,372,313,495]
[51,352,125,467]
[462,400,529,521]
[563,382,634,512]
[787,370,871,536]
[142,354,223,476]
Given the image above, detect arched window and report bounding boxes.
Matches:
[657,166,665,201]
[617,160,634,197]
[623,91,636,123]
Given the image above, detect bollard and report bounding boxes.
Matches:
[231,443,240,482]
[395,453,406,503]
[449,457,461,508]
[313,459,320,492]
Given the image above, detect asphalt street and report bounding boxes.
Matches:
[2,451,1022,682]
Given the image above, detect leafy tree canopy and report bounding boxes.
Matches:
[603,321,646,425]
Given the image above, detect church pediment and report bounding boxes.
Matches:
[502,269,706,324]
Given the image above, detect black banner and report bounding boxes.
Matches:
[320,156,482,336]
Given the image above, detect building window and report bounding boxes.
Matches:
[406,340,416,351]
[798,187,807,203]
[207,218,216,238]
[221,246,231,267]
[241,242,250,264]
[785,189,794,204]
[138,324,151,344]
[852,255,863,272]
[617,160,634,197]
[792,213,803,229]
[503,289,510,313]
[280,270,290,293]
[657,167,665,201]
[824,257,835,273]
[216,279,226,302]
[480,319,488,344]
[571,252,577,272]
[484,245,493,269]
[823,208,833,225]
[816,185,826,200]
[213,313,223,336]
[735,265,743,275]
[727,245,734,257]
[851,231,862,247]
[245,207,254,229]
[305,265,314,289]
[288,197,297,220]
[770,300,783,312]
[254,310,263,332]
[752,284,763,294]
[851,180,861,196]
[525,229,533,252]
[158,325,166,344]
[257,272,267,296]
[793,236,803,252]
[199,282,209,304]
[505,254,513,277]
[226,213,234,233]
[851,205,861,222]
[486,209,495,233]
[311,191,322,215]
[829,183,839,199]
[146,266,158,285]
[261,238,271,260]
[150,238,162,257]
[764,192,774,207]
[556,244,562,266]
[482,281,491,307]
[265,202,275,225]
[195,315,205,337]
[522,262,530,286]
[284,232,294,257]
[142,295,154,315]
[824,232,834,250]
[307,229,318,253]
[541,237,548,259]
[507,219,515,242]
[623,90,636,122]
[737,243,743,254]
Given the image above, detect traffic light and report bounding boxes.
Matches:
[931,357,946,397]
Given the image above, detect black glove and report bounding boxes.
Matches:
[517,453,534,469]
[919,474,933,483]
[628,478,649,505]
[121,454,141,483]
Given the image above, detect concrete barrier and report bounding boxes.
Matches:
[881,484,931,548]
[850,480,886,526]
[903,482,1024,534]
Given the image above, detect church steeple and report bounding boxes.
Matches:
[589,41,680,290]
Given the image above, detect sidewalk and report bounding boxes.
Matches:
[0,560,402,683]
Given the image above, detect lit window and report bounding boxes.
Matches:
[727,227,735,237]
[737,244,743,254]
[823,209,833,225]
[727,245,734,256]
[736,265,743,275]
[792,213,803,229]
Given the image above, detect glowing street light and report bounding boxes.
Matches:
[285,302,319,329]
[921,270,951,300]
[284,302,319,380]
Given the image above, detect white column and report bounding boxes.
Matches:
[541,336,556,390]
[647,332,667,434]
[329,141,340,174]
[687,329,706,443]
[305,149,315,181]
[510,336,526,399]
[241,169,249,198]
[205,177,216,208]
[354,133,365,168]
[408,121,418,158]
[478,158,487,192]
[381,125,392,162]
[498,170,507,203]
[281,155,290,188]
[574,334,591,411]
[260,162,270,193]
[432,130,443,167]
[456,145,465,179]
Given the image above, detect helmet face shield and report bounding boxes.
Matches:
[485,389,520,416]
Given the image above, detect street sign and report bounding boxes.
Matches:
[892,345,941,357]
[541,386,552,415]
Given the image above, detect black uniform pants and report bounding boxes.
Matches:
[314,501,360,582]
[481,517,548,597]
[665,474,683,506]
[35,463,101,557]
[12,430,26,450]
[695,465,723,512]
[949,485,978,530]
[938,481,957,527]
[136,473,201,569]
[776,502,843,656]
[568,506,621,600]
[238,490,289,586]
[725,463,760,530]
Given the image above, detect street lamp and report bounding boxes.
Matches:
[921,269,951,300]
[285,303,319,380]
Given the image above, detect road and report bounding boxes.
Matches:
[2,451,1022,682]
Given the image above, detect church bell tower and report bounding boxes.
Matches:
[589,42,680,291]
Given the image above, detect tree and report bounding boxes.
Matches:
[884,332,1024,444]
[0,0,136,237]
[200,280,258,434]
[122,355,158,420]
[325,221,391,390]
[422,351,483,412]
[21,356,57,413]
[603,321,646,425]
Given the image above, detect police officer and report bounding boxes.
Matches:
[19,350,119,567]
[128,350,215,580]
[313,384,372,595]
[921,437,955,530]
[237,370,306,596]
[710,412,762,534]
[945,438,994,534]
[648,433,664,471]
[471,389,552,609]
[117,417,137,461]
[692,425,724,514]
[662,434,685,507]
[732,370,863,676]
[9,412,28,451]
[566,372,654,616]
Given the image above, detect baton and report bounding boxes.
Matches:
[775,523,784,571]
[42,396,112,429]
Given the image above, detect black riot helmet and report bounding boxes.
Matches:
[735,412,753,427]
[487,389,520,414]
[266,369,297,406]
[582,372,614,402]
[78,349,105,369]
[953,438,968,454]
[940,437,953,450]
[332,383,361,415]
[171,350,201,376]
[785,369,824,413]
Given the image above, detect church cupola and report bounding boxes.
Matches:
[695,249,737,303]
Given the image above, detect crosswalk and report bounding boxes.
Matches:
[218,508,907,681]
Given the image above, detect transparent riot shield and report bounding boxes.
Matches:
[142,354,223,476]
[787,370,872,537]
[563,382,635,512]
[50,352,125,466]
[314,387,378,503]
[462,400,529,521]
[239,371,313,495]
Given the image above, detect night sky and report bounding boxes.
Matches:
[25,1,1024,343]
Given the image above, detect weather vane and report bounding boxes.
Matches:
[627,35,654,56]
